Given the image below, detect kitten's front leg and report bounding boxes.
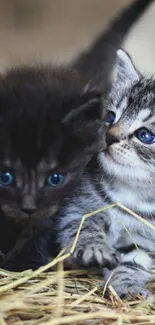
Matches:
[1,221,53,272]
[104,250,152,299]
[59,213,120,270]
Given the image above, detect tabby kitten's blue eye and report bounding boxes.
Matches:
[47,173,65,187]
[0,172,14,186]
[106,111,116,124]
[135,128,155,144]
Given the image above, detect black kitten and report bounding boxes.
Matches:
[0,65,105,270]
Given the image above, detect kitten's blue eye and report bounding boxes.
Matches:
[106,111,116,124]
[135,128,155,144]
[0,172,14,186]
[47,174,65,187]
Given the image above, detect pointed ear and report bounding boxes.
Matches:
[114,49,139,85]
[62,90,103,125]
[62,91,105,150]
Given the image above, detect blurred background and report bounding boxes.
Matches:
[0,0,154,73]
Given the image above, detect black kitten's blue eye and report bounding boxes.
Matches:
[106,111,116,124]
[47,173,65,187]
[0,172,14,186]
[135,128,155,144]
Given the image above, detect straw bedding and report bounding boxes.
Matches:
[1,204,155,325]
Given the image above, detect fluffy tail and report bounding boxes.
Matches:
[73,0,153,84]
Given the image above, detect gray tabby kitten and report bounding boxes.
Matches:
[56,49,155,299]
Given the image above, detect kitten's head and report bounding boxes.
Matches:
[100,49,155,187]
[0,65,106,223]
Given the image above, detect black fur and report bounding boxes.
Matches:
[0,65,106,271]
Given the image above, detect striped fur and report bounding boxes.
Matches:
[56,50,155,299]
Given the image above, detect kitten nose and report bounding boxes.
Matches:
[21,207,37,215]
[106,133,120,146]
[21,194,37,215]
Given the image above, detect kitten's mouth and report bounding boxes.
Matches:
[103,149,120,165]
[103,149,131,168]
[1,204,58,222]
[103,149,114,159]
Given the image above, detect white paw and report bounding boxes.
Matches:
[73,243,120,269]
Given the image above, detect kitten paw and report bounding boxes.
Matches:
[108,281,151,300]
[104,265,152,300]
[73,243,120,269]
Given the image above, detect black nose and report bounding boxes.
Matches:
[21,208,37,215]
[106,133,120,147]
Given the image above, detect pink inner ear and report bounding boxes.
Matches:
[116,49,139,84]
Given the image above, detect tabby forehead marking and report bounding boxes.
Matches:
[37,160,58,173]
[137,108,151,122]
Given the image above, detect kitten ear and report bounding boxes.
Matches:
[62,91,105,150]
[114,49,139,85]
[62,90,103,125]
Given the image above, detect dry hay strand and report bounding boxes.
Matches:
[0,203,155,325]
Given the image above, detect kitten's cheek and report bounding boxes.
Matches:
[1,204,25,221]
[48,205,59,217]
